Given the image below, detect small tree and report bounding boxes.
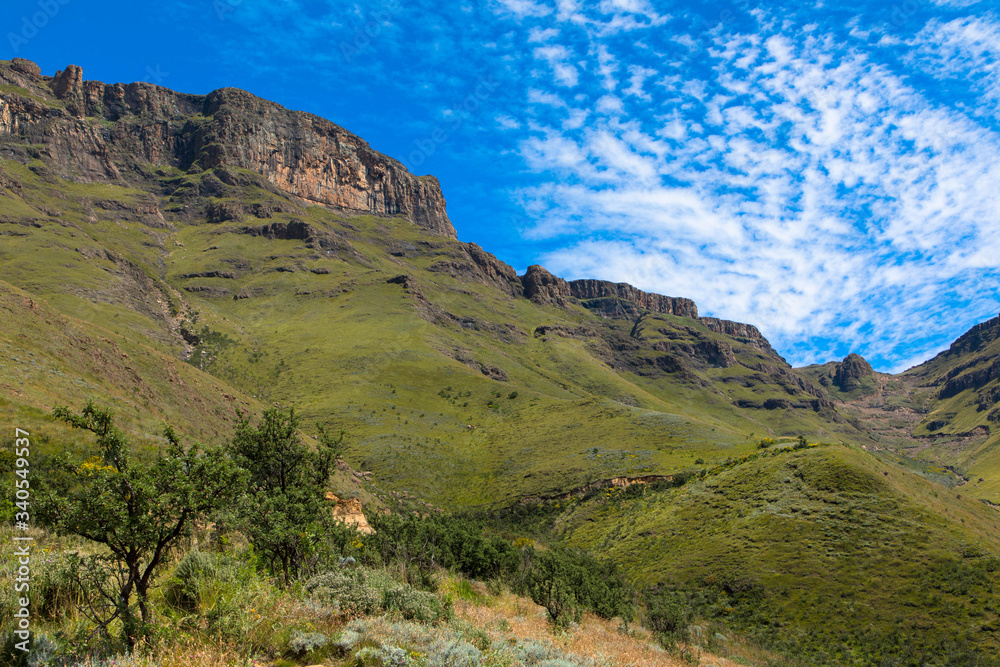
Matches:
[527,549,581,629]
[645,589,693,646]
[226,407,339,584]
[38,402,243,646]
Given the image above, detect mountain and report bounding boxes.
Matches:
[796,319,1000,502]
[2,58,1000,664]
[0,57,872,503]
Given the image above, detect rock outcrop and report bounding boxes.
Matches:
[10,59,41,79]
[567,279,698,319]
[940,358,1000,399]
[519,264,697,318]
[700,317,773,353]
[0,60,456,237]
[464,243,523,297]
[833,353,875,392]
[327,493,374,534]
[521,265,570,305]
[939,314,1000,358]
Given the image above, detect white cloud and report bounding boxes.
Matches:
[496,114,522,130]
[507,15,1000,368]
[624,65,656,100]
[494,0,553,18]
[533,44,580,87]
[906,16,1000,109]
[930,0,981,7]
[528,27,560,42]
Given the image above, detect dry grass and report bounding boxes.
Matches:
[62,638,259,667]
[453,589,741,667]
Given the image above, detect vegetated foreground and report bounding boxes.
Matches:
[0,404,753,667]
[0,57,999,665]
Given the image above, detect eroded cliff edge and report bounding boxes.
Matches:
[0,59,456,237]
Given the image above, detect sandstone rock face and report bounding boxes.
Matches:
[521,265,570,305]
[52,65,84,104]
[10,59,41,78]
[192,88,455,236]
[328,493,374,534]
[0,61,456,237]
[568,279,698,319]
[833,353,875,392]
[940,314,1000,358]
[940,357,1000,399]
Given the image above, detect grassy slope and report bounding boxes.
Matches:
[1,149,872,507]
[557,443,1000,664]
[794,331,1000,503]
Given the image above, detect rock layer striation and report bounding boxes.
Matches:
[0,61,456,237]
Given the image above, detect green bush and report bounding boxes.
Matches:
[382,586,451,622]
[163,549,217,612]
[644,589,693,645]
[366,514,520,582]
[305,568,451,622]
[527,547,632,622]
[226,407,338,584]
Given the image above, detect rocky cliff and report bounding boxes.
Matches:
[938,314,1000,359]
[520,264,698,319]
[0,60,456,237]
[908,314,1000,399]
[700,317,774,353]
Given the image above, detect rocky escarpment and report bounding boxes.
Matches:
[0,60,456,237]
[907,314,1000,399]
[938,314,1000,359]
[463,243,524,297]
[700,317,774,353]
[520,265,697,318]
[939,358,1000,399]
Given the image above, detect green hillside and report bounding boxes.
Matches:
[2,59,1000,665]
[0,152,873,505]
[551,443,1000,664]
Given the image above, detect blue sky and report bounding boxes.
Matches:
[6,0,1000,371]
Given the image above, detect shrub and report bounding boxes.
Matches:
[528,551,581,629]
[644,589,693,645]
[37,402,243,646]
[382,586,451,622]
[226,407,338,585]
[27,551,79,622]
[305,568,451,622]
[335,629,362,651]
[164,550,217,612]
[287,630,329,656]
[355,644,411,666]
